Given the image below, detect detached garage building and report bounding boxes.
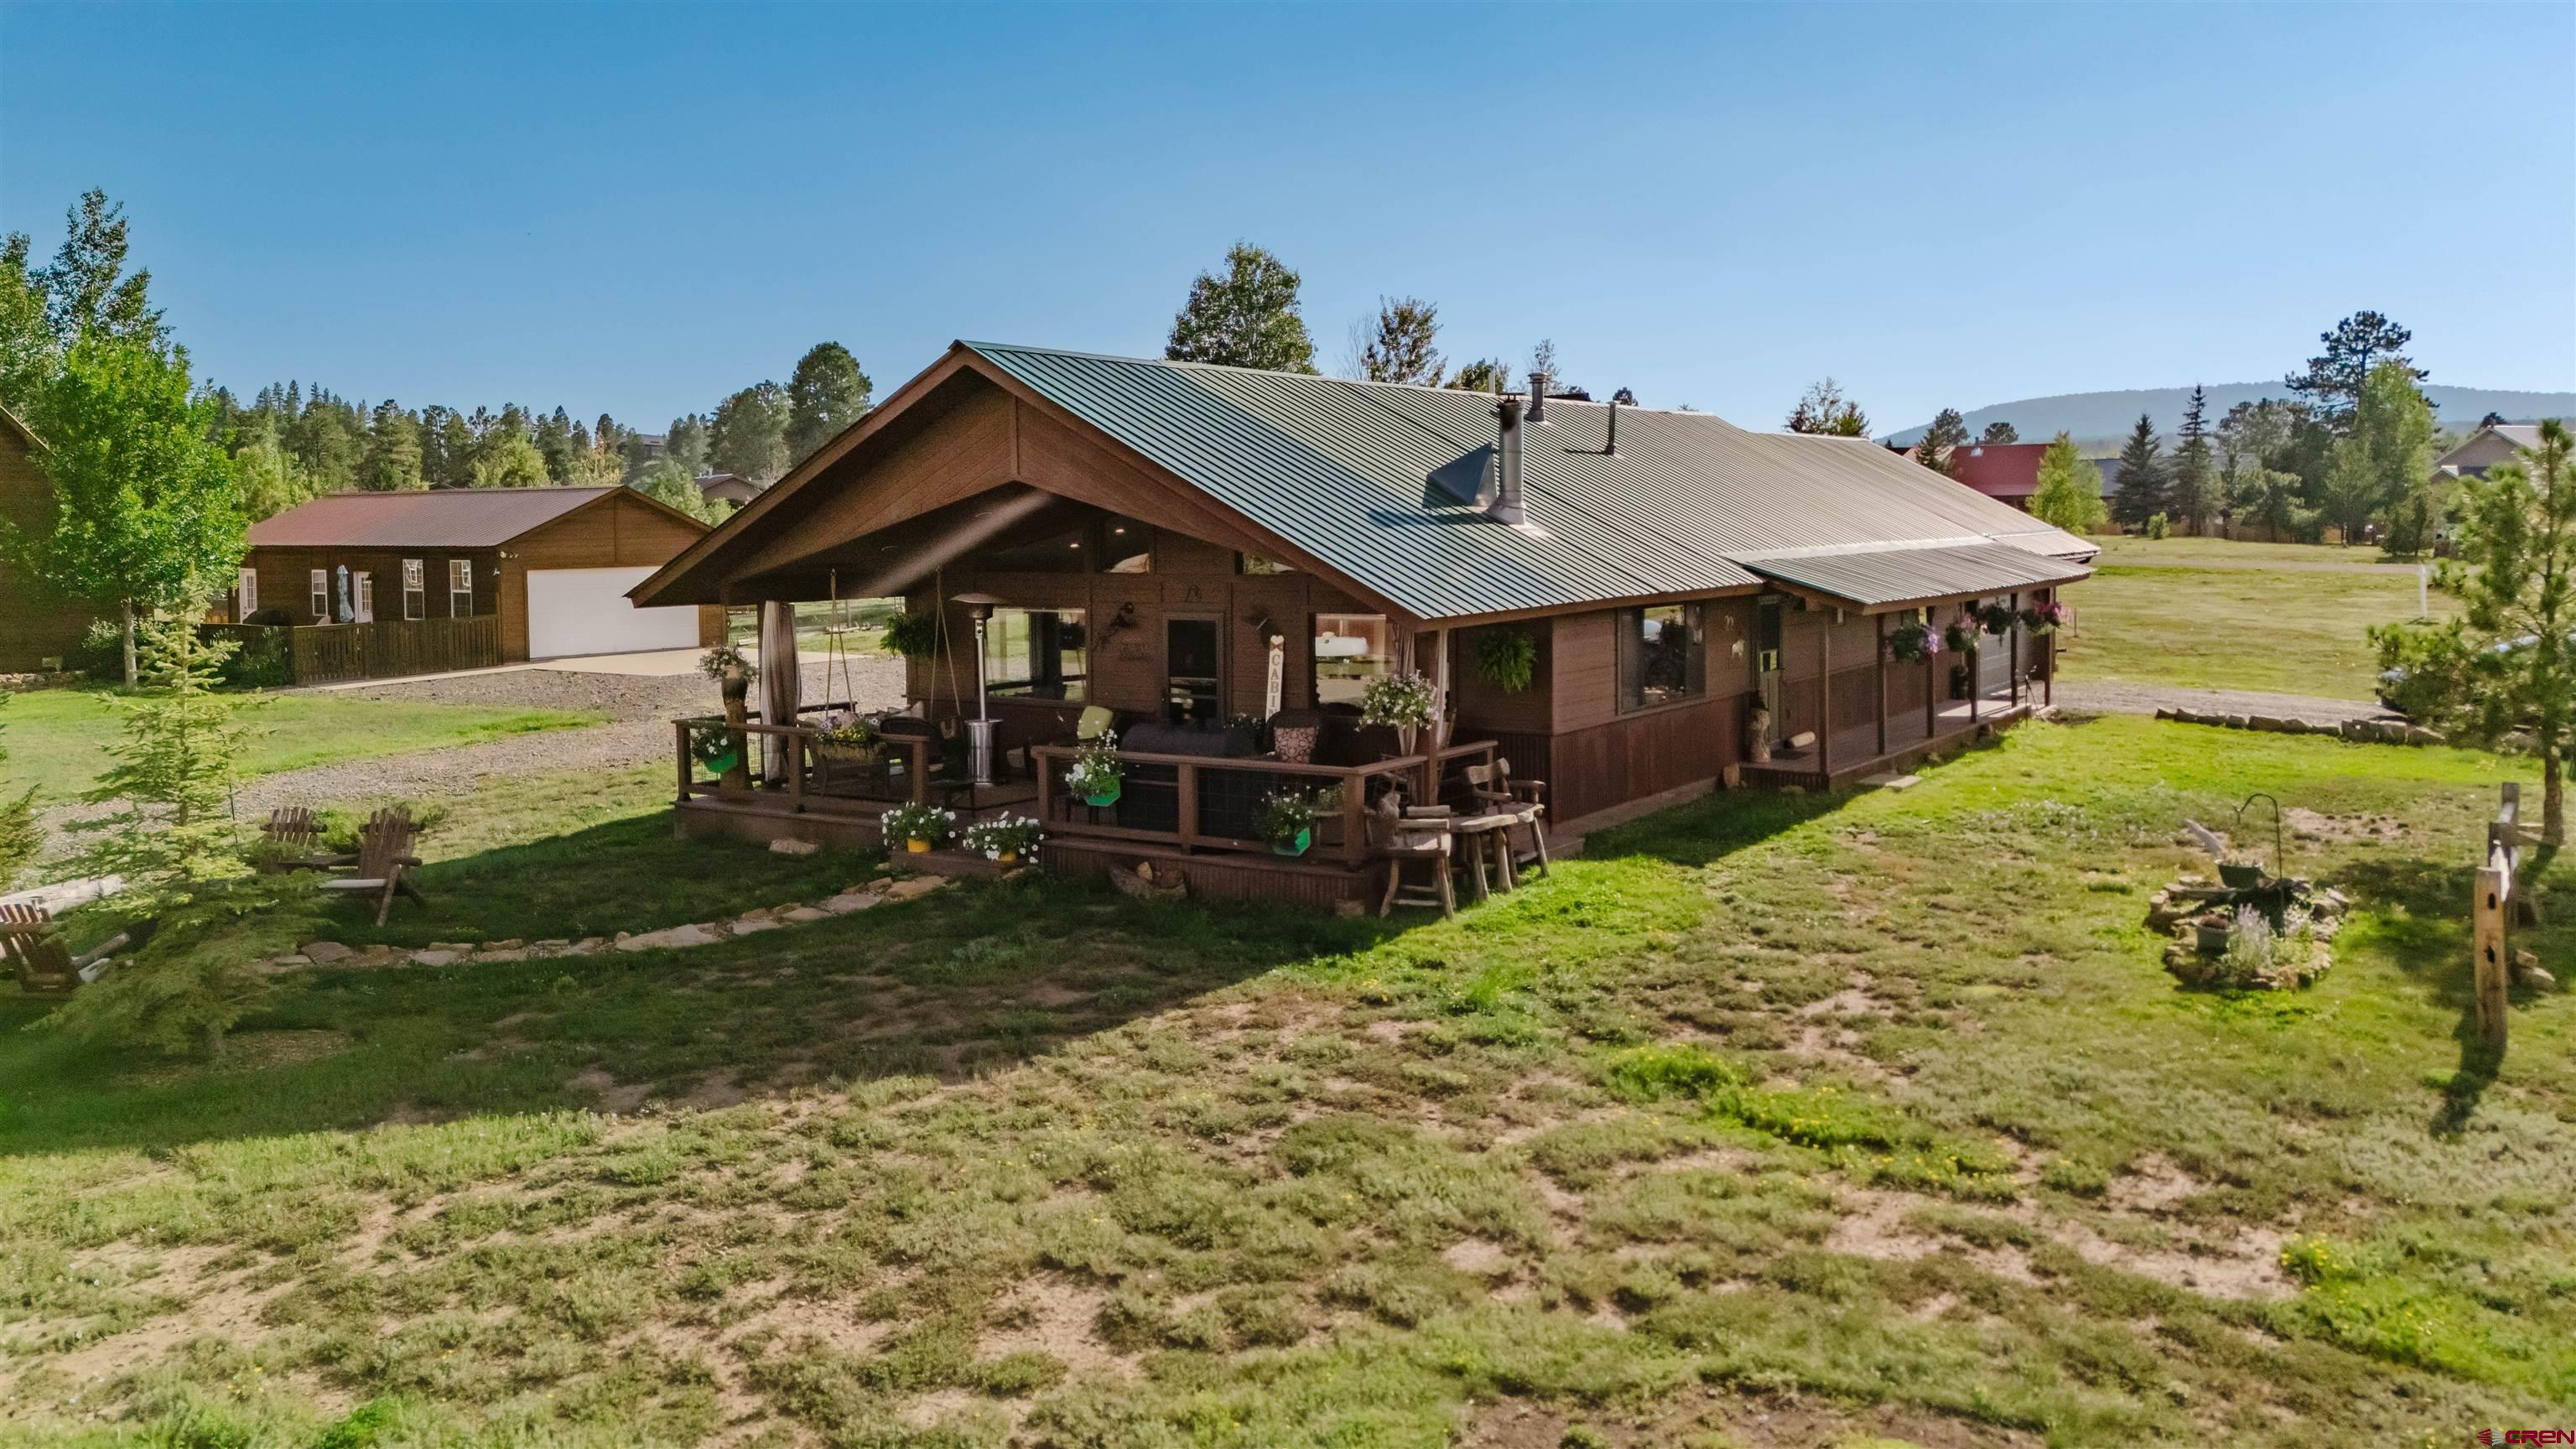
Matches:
[232,486,723,665]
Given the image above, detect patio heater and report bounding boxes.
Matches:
[953,592,1004,787]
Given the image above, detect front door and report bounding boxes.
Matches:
[1165,616,1221,723]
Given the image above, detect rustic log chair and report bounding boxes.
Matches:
[260,806,352,873]
[1466,759,1550,880]
[1369,793,1455,919]
[315,808,428,927]
[1445,808,1517,901]
[0,904,129,993]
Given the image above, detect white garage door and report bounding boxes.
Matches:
[525,566,700,659]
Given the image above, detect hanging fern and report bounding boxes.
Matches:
[1471,628,1538,693]
[880,610,941,658]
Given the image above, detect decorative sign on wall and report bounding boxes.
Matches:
[1265,635,1285,716]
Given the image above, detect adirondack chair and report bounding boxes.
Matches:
[0,904,129,993]
[316,808,427,926]
[260,806,351,873]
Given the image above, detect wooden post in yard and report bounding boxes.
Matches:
[2474,860,2511,1050]
[1874,613,1888,756]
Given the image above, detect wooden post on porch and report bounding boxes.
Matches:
[1874,613,1888,756]
[1924,624,1936,743]
[2043,590,2054,708]
[2009,592,2022,709]
[1817,615,1834,781]
[1421,626,1452,805]
[1968,610,1980,728]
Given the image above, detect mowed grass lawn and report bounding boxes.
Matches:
[2,718,2568,1447]
[2056,538,2451,699]
[0,688,601,802]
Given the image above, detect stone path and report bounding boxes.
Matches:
[258,872,953,975]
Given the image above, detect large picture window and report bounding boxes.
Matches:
[984,607,1088,702]
[1313,613,1392,707]
[1618,603,1704,712]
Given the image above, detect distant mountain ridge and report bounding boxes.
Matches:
[1888,383,2576,449]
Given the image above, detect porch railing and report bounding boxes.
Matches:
[1031,740,1496,868]
[673,709,936,813]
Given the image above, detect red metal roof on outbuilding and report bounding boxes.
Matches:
[1945,442,2048,501]
[246,487,625,548]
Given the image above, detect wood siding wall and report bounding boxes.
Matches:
[0,424,100,671]
[237,545,502,628]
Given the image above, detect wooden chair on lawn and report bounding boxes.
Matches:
[0,903,130,993]
[1466,758,1550,880]
[1369,792,1455,919]
[317,808,428,926]
[260,806,351,873]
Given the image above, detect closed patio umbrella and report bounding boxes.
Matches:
[760,601,799,785]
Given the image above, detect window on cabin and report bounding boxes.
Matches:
[401,558,425,621]
[1618,603,1704,712]
[449,559,474,616]
[1312,613,1392,707]
[984,608,1087,702]
[309,569,330,622]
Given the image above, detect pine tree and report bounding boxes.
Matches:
[2286,310,2426,428]
[2028,432,2110,534]
[2168,385,2215,535]
[2323,361,2436,550]
[1528,339,1567,395]
[785,342,873,465]
[1445,359,1511,394]
[470,432,550,489]
[1914,408,1969,474]
[1164,243,1317,373]
[663,413,709,476]
[1785,379,1869,437]
[1350,297,1445,385]
[2373,420,2573,843]
[708,382,789,482]
[534,406,576,484]
[357,400,423,491]
[1980,421,2018,444]
[2111,414,2168,529]
[32,189,167,348]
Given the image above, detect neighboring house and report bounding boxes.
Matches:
[233,486,724,665]
[0,405,100,673]
[694,471,767,506]
[2431,423,2544,481]
[1939,441,2050,511]
[636,343,2093,907]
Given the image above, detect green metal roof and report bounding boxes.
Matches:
[1735,542,2090,609]
[964,343,2095,621]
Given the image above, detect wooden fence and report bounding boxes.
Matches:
[2472,783,2527,1048]
[287,616,502,685]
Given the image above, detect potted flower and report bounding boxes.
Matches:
[963,813,1042,865]
[699,646,758,787]
[1257,789,1319,857]
[1887,618,1942,663]
[1360,671,1438,756]
[880,610,940,659]
[882,801,955,854]
[814,710,879,759]
[1975,600,2019,636]
[2018,600,2070,635]
[1065,730,1124,807]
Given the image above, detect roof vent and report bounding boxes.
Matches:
[1524,374,1545,425]
[1605,397,1619,457]
[1490,396,1528,525]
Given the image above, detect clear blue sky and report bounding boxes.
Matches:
[4,2,2570,434]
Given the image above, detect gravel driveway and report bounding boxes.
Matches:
[2051,681,2401,729]
[33,657,908,860]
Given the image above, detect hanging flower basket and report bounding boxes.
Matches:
[1942,616,1979,654]
[1975,601,2019,636]
[1358,672,1436,732]
[2018,600,2070,635]
[1888,619,1942,663]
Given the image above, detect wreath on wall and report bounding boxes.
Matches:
[1471,628,1539,693]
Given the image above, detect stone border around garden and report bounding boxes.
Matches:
[256,874,955,974]
[2154,707,2441,745]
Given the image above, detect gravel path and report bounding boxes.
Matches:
[33,657,908,860]
[2052,681,2401,728]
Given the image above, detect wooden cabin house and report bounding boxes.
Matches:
[633,343,2095,906]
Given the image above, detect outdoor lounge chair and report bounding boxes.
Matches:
[1466,759,1550,880]
[260,807,352,873]
[0,904,130,993]
[316,808,427,926]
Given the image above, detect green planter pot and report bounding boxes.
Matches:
[1082,782,1122,808]
[1271,827,1311,857]
[702,750,739,776]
